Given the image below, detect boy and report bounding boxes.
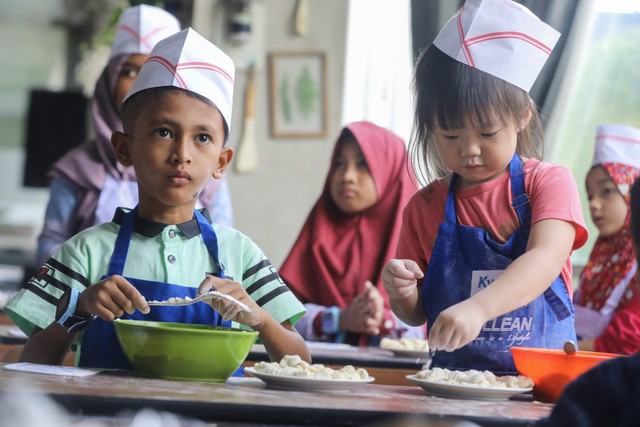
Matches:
[5,28,310,369]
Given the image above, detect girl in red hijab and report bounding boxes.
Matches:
[279,121,425,346]
[575,124,640,354]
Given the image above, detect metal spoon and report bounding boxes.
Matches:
[147,291,251,312]
[563,340,577,355]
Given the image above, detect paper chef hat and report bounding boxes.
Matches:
[110,4,181,59]
[592,124,640,170]
[433,0,560,92]
[123,28,235,143]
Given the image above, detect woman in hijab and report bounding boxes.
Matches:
[279,121,425,346]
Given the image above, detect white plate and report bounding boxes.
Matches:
[406,375,532,401]
[386,349,430,359]
[245,367,375,392]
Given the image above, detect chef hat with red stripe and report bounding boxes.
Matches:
[110,4,181,59]
[123,28,235,143]
[433,0,560,92]
[593,124,640,169]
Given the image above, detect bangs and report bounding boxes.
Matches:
[415,46,526,132]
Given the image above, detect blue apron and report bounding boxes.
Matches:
[79,207,232,370]
[421,154,576,374]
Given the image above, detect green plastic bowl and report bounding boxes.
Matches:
[113,319,258,382]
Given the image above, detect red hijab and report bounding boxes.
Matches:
[578,163,640,311]
[279,121,417,308]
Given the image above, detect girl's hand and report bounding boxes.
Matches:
[341,281,384,335]
[77,275,150,321]
[428,299,487,352]
[382,259,424,300]
[198,275,266,328]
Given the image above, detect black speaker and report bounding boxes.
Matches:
[22,89,88,188]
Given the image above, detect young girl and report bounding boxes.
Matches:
[575,124,640,355]
[382,0,588,374]
[36,5,234,266]
[279,121,424,346]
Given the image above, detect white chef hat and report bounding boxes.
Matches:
[593,124,640,169]
[110,4,181,59]
[433,0,560,92]
[123,28,235,143]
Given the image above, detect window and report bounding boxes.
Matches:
[545,0,640,266]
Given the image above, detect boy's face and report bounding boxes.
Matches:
[113,91,232,218]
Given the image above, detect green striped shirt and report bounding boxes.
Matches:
[6,210,305,338]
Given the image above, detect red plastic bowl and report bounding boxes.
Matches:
[510,347,621,402]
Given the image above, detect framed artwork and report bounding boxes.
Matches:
[268,51,327,138]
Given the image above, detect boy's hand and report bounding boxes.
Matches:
[198,275,265,328]
[382,259,424,300]
[341,281,383,335]
[77,275,150,321]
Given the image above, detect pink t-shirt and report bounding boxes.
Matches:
[397,159,588,296]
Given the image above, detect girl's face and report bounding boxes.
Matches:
[329,136,378,214]
[586,165,628,237]
[434,111,529,189]
[114,54,148,109]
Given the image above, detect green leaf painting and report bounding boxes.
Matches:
[272,53,325,136]
[279,66,319,122]
[295,66,319,118]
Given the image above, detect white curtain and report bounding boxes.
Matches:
[544,0,640,267]
[544,0,597,159]
[341,0,413,144]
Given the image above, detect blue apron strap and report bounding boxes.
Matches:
[508,155,571,321]
[509,154,531,233]
[444,175,458,224]
[107,207,137,276]
[194,209,225,278]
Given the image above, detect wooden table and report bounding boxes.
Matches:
[0,364,553,426]
[248,342,426,386]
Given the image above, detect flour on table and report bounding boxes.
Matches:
[253,355,369,380]
[415,367,533,389]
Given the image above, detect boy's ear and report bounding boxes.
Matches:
[111,131,133,167]
[212,146,234,179]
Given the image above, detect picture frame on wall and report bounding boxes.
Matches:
[268,51,327,138]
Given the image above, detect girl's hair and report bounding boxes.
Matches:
[410,45,545,183]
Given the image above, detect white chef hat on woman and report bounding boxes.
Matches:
[110,4,181,59]
[433,0,560,92]
[122,28,235,143]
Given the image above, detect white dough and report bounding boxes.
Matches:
[253,355,370,380]
[415,367,533,388]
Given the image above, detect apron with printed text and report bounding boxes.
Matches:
[79,207,232,370]
[421,154,576,374]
